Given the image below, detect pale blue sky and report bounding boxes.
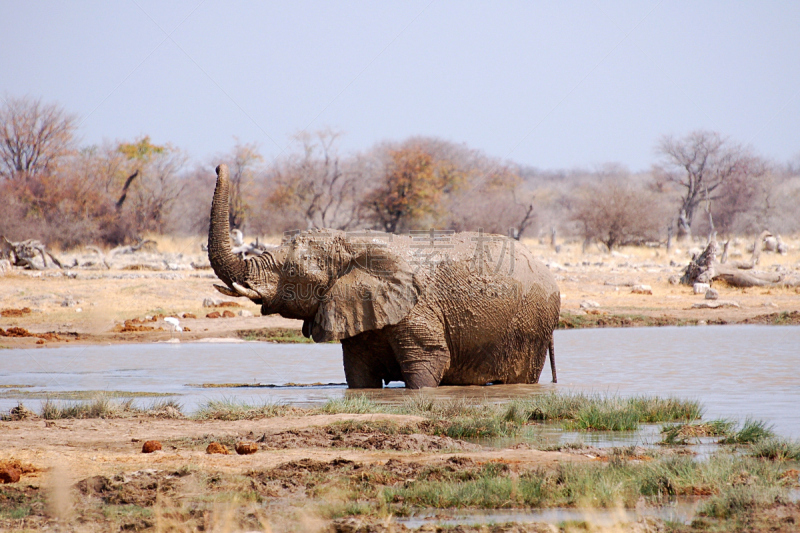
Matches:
[2,1,798,171]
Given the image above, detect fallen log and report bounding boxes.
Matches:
[681,237,800,288]
[1,236,65,270]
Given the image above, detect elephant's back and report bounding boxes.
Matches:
[423,234,559,385]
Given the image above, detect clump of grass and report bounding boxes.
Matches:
[144,399,184,418]
[193,398,292,420]
[442,416,517,440]
[399,395,493,419]
[699,485,786,519]
[563,403,641,431]
[502,392,701,432]
[629,395,703,423]
[316,394,381,414]
[660,419,735,445]
[720,418,775,444]
[40,396,140,419]
[749,437,800,461]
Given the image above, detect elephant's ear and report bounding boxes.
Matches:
[311,246,419,342]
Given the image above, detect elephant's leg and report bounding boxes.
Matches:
[389,317,451,389]
[341,332,399,389]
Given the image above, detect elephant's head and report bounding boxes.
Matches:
[208,164,419,342]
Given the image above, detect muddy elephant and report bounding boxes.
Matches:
[208,164,560,388]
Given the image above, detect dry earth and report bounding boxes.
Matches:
[0,413,590,532]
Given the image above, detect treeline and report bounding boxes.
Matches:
[2,96,799,250]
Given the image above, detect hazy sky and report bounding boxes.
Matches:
[2,1,798,171]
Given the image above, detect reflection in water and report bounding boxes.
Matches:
[0,325,798,436]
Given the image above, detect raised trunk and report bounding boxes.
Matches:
[208,164,247,288]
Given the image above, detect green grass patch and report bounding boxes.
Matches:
[193,398,292,420]
[563,403,641,431]
[41,397,134,419]
[315,392,704,435]
[699,485,787,519]
[36,395,184,419]
[720,418,775,444]
[749,437,800,461]
[316,394,382,414]
[380,454,796,512]
[501,392,701,432]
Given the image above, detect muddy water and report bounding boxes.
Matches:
[1,325,798,437]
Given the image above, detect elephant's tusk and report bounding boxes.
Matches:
[213,284,242,298]
[232,282,261,300]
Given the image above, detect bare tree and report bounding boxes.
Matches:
[0,96,77,182]
[572,175,667,250]
[655,130,761,241]
[265,131,365,231]
[221,140,263,231]
[116,137,187,236]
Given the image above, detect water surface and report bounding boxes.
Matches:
[1,325,797,437]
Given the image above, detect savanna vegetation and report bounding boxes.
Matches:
[3,95,800,252]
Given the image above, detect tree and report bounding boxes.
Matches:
[362,143,461,233]
[225,141,263,231]
[655,130,760,241]
[0,96,77,182]
[116,136,186,236]
[572,176,666,251]
[264,131,364,231]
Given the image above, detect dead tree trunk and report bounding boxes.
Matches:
[681,237,799,288]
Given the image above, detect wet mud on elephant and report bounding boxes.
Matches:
[208,164,560,389]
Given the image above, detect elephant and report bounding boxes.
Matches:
[207,164,561,389]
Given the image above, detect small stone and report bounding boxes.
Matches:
[202,298,218,308]
[705,288,719,300]
[697,320,707,326]
[238,309,253,318]
[631,284,652,295]
[579,300,600,309]
[235,441,258,455]
[206,311,221,319]
[142,440,162,453]
[691,300,740,309]
[693,283,710,294]
[182,313,196,319]
[61,296,76,307]
[668,275,680,285]
[222,310,235,318]
[0,467,21,484]
[763,301,778,308]
[206,442,229,455]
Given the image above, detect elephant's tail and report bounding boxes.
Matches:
[548,337,557,383]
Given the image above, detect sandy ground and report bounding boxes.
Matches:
[0,414,589,487]
[0,412,592,532]
[1,238,799,349]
